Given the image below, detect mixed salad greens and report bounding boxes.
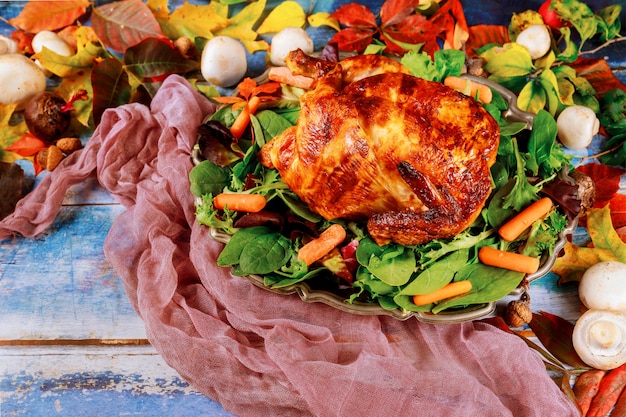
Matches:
[189,48,580,316]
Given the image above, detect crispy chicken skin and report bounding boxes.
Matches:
[259,50,500,246]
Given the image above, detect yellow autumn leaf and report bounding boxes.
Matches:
[551,241,618,283]
[587,204,626,262]
[308,12,340,31]
[216,0,268,53]
[55,69,94,130]
[0,104,29,163]
[146,0,169,19]
[257,1,306,34]
[164,2,230,40]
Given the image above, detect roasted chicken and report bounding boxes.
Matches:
[259,50,500,246]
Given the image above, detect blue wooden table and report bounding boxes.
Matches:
[1,1,625,416]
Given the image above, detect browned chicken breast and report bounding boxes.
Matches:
[259,50,500,246]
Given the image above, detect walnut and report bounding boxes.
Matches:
[505,293,532,328]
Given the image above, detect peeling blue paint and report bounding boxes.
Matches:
[1,372,237,417]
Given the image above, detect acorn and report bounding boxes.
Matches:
[37,145,64,171]
[505,292,532,328]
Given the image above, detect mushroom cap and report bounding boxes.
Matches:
[579,261,626,311]
[572,309,626,370]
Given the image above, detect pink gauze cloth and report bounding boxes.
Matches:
[0,75,579,417]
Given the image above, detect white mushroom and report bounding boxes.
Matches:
[269,27,314,66]
[31,30,73,56]
[572,261,626,370]
[0,35,18,55]
[200,36,247,87]
[0,54,47,109]
[578,261,626,311]
[556,105,600,150]
[515,24,552,60]
[572,309,626,370]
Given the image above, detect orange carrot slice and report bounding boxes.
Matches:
[412,280,473,306]
[499,197,554,242]
[213,193,266,213]
[230,95,260,139]
[298,224,346,266]
[444,75,493,103]
[478,246,540,274]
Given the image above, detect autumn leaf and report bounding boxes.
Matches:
[552,241,618,284]
[587,203,626,262]
[380,0,422,27]
[6,134,47,158]
[123,38,199,81]
[9,0,90,33]
[56,69,95,130]
[91,0,167,53]
[578,163,624,202]
[0,104,30,163]
[572,57,626,98]
[466,25,510,57]
[158,2,229,41]
[529,311,589,369]
[257,1,306,34]
[216,0,268,53]
[331,3,377,28]
[552,205,625,284]
[91,58,132,126]
[308,12,340,32]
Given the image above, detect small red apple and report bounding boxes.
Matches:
[538,0,568,29]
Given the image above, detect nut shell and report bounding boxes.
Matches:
[45,145,64,171]
[56,137,82,154]
[505,298,532,328]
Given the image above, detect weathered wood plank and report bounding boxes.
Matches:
[0,345,237,416]
[0,204,145,341]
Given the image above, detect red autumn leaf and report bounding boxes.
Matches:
[380,0,422,27]
[91,58,132,126]
[571,57,626,98]
[605,194,626,229]
[529,311,588,369]
[431,0,468,50]
[329,27,376,53]
[9,0,90,33]
[383,13,437,45]
[6,134,47,157]
[91,0,166,53]
[577,163,626,207]
[466,24,510,57]
[331,3,377,28]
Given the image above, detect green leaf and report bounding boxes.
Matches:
[399,249,468,295]
[432,264,524,313]
[356,237,415,286]
[238,232,292,274]
[517,79,547,114]
[189,160,231,197]
[124,38,199,80]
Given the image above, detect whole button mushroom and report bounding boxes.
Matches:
[200,36,247,88]
[556,105,600,150]
[572,261,626,370]
[0,54,47,109]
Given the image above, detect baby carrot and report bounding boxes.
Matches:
[412,280,472,306]
[587,363,626,417]
[444,75,493,103]
[610,384,626,417]
[574,369,606,417]
[213,193,266,213]
[230,95,261,139]
[267,66,314,89]
[298,224,346,266]
[499,197,554,242]
[478,246,540,274]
